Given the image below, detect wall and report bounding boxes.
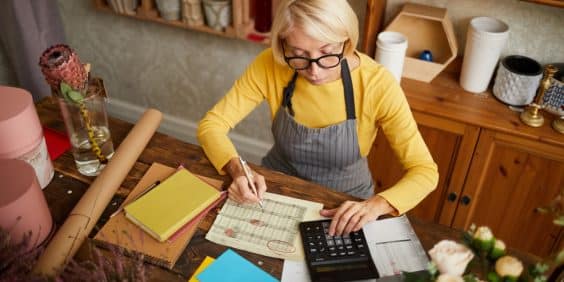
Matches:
[0,44,17,85]
[0,0,562,164]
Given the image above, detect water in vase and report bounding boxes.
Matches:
[70,125,114,176]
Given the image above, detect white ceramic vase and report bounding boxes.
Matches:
[202,0,231,31]
[156,0,181,21]
[460,17,509,93]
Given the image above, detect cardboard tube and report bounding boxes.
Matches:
[33,109,162,277]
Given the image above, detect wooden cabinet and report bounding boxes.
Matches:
[452,129,564,257]
[368,69,564,258]
[369,112,479,225]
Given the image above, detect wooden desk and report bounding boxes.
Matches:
[36,97,539,281]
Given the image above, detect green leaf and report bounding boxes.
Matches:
[487,271,500,282]
[60,82,72,95]
[68,91,84,103]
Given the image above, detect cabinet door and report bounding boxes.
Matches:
[368,111,479,224]
[452,129,564,258]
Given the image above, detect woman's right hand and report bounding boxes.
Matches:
[223,157,267,204]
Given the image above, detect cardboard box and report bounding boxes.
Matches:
[384,3,458,82]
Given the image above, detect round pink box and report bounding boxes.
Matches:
[0,159,53,249]
[0,86,54,188]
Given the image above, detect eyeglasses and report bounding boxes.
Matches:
[282,43,345,70]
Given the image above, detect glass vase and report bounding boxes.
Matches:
[57,78,115,176]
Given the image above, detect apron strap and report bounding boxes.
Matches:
[282,72,299,116]
[341,59,356,120]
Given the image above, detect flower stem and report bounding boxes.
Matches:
[78,102,107,164]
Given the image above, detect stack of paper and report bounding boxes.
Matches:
[190,249,278,282]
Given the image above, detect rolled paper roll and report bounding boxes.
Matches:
[33,109,163,277]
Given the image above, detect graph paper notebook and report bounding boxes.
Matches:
[124,167,222,242]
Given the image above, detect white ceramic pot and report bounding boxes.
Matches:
[202,0,231,31]
[156,0,181,21]
[374,31,408,83]
[492,55,543,106]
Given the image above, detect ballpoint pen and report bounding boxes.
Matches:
[109,180,161,218]
[238,156,264,209]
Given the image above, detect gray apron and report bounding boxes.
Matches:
[262,59,374,199]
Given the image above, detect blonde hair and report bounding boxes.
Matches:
[270,0,359,65]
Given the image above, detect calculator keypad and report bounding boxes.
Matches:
[301,220,371,266]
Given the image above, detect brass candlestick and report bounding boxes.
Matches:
[520,64,558,127]
[553,107,564,134]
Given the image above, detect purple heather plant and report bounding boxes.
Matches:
[0,227,148,282]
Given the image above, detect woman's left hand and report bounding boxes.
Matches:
[319,195,396,236]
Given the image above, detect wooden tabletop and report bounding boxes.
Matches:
[36,97,538,281]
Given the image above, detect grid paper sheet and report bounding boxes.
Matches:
[206,192,324,260]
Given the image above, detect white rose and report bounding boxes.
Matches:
[436,274,464,282]
[428,240,474,276]
[495,256,523,278]
[473,226,493,241]
[490,239,506,259]
[473,226,495,251]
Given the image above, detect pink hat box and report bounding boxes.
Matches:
[0,86,54,188]
[0,159,53,249]
[0,86,44,158]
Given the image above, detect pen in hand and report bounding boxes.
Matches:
[109,180,161,218]
[238,157,264,209]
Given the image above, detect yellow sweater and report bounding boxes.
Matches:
[198,48,438,214]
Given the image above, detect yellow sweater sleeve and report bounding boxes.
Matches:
[197,49,284,174]
[364,64,439,214]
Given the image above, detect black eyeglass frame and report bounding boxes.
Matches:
[282,42,346,70]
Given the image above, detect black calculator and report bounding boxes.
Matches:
[299,219,379,282]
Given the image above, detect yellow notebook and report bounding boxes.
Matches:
[124,168,221,242]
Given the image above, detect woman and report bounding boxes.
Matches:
[197,0,438,236]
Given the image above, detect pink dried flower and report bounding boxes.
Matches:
[38,44,88,93]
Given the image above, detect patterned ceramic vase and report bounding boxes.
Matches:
[493,55,543,106]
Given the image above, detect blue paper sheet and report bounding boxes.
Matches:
[196,249,278,282]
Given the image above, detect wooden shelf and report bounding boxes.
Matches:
[93,0,269,44]
[94,0,386,53]
[523,0,564,8]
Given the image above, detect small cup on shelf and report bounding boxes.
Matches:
[156,0,181,21]
[202,0,231,31]
[182,0,204,26]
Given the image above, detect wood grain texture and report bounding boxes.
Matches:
[361,0,387,56]
[401,71,564,148]
[452,129,564,258]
